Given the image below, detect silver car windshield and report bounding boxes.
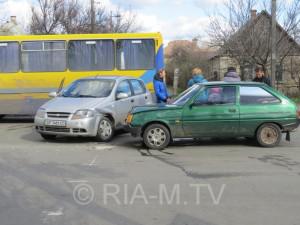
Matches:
[172,85,201,105]
[62,79,115,98]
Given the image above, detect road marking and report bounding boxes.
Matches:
[42,207,64,216]
[88,156,98,166]
[93,145,114,151]
[66,180,88,183]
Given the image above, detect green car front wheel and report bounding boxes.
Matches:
[143,123,171,150]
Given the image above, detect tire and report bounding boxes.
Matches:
[0,115,5,119]
[143,123,170,150]
[95,117,114,142]
[41,134,56,140]
[256,123,282,147]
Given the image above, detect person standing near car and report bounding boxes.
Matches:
[223,67,241,82]
[253,66,271,86]
[153,69,170,103]
[187,67,207,87]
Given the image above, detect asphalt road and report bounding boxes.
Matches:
[0,117,300,225]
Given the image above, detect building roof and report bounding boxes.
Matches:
[210,10,300,59]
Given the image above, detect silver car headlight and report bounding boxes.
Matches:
[36,108,46,118]
[71,109,95,120]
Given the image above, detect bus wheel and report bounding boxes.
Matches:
[41,134,57,140]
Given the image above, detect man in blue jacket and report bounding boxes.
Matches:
[153,69,170,103]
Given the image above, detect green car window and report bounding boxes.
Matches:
[240,86,280,105]
[194,86,237,105]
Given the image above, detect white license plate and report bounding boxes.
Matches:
[45,120,67,127]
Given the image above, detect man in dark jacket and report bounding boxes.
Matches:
[253,66,271,86]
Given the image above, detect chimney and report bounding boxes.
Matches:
[192,38,198,46]
[10,16,17,24]
[250,9,257,20]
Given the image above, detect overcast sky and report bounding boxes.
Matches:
[0,0,228,44]
[4,0,295,45]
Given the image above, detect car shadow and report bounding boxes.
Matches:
[21,128,131,144]
[0,116,34,123]
[112,136,259,153]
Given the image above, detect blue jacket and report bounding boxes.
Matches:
[154,79,169,103]
[187,75,207,87]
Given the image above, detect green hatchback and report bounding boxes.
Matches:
[127,82,300,150]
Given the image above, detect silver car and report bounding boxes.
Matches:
[34,76,153,141]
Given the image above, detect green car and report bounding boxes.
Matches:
[126,82,300,150]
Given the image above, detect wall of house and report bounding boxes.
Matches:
[209,55,300,96]
[209,56,240,81]
[277,56,300,96]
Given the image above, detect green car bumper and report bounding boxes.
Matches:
[126,125,142,137]
[282,119,300,132]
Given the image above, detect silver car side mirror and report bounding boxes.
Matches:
[49,92,57,98]
[116,92,129,100]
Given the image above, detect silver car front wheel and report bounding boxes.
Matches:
[95,117,114,142]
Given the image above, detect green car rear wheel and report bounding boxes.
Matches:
[256,123,282,147]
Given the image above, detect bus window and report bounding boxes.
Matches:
[116,39,155,70]
[0,42,20,73]
[21,41,67,72]
[68,40,114,71]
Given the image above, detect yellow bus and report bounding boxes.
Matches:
[0,32,164,116]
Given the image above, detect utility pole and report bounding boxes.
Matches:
[110,11,121,33]
[271,0,277,87]
[173,68,180,95]
[91,0,95,33]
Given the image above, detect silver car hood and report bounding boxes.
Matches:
[42,97,109,113]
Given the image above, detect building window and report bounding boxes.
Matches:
[21,41,67,72]
[68,40,114,71]
[0,42,19,73]
[116,39,155,70]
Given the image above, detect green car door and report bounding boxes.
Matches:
[182,85,240,137]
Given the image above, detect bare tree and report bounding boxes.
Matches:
[165,40,212,89]
[30,0,140,34]
[30,0,64,34]
[208,0,300,76]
